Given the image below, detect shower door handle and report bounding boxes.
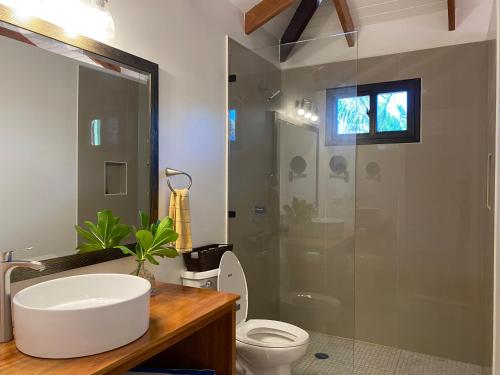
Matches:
[486,153,493,210]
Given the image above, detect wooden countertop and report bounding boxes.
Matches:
[0,283,239,375]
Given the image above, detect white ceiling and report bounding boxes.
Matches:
[228,0,468,40]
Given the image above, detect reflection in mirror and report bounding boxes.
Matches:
[365,161,381,182]
[289,156,307,181]
[329,155,349,183]
[276,113,318,208]
[0,21,152,261]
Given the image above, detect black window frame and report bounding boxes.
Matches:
[326,78,421,146]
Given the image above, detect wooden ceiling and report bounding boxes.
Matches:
[244,0,457,62]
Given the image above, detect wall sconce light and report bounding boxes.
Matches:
[311,106,319,122]
[304,105,312,119]
[296,99,306,116]
[296,99,319,123]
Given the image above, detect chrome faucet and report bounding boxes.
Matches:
[1,248,45,342]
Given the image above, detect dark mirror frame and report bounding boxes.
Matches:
[0,4,159,282]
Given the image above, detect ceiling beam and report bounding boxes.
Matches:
[0,26,35,46]
[245,0,294,35]
[280,0,320,62]
[85,52,122,73]
[332,0,356,47]
[448,0,456,31]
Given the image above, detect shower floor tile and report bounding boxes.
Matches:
[354,341,400,372]
[291,331,484,375]
[394,350,482,375]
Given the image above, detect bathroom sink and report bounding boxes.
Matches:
[12,273,151,358]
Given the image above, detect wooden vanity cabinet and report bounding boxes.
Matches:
[0,283,238,375]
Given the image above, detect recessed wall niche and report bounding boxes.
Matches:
[104,161,127,196]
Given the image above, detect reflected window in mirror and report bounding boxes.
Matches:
[90,119,102,146]
[229,108,237,142]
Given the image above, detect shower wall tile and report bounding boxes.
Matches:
[354,42,493,365]
[78,66,143,230]
[281,41,494,367]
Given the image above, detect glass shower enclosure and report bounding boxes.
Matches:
[227,33,495,375]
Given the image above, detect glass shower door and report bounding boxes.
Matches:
[228,34,358,374]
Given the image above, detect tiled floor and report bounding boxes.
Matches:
[292,331,485,375]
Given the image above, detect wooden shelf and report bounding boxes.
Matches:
[0,283,239,375]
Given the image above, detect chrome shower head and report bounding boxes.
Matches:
[267,90,282,102]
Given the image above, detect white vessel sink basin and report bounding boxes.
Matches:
[12,273,151,358]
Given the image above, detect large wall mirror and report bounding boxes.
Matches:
[275,113,319,209]
[0,4,159,281]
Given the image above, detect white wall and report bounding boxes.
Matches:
[106,0,277,283]
[11,0,277,289]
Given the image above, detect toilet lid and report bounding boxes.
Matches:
[218,252,248,325]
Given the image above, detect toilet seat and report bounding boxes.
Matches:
[236,319,309,348]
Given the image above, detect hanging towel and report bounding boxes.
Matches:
[168,188,192,253]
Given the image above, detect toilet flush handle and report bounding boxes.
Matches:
[200,280,213,288]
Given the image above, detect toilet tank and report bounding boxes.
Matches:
[180,269,218,290]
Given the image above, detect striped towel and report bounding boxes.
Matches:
[168,188,192,253]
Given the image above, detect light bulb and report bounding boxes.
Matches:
[0,0,115,42]
[5,0,40,20]
[305,112,312,119]
[297,108,305,116]
[311,114,319,122]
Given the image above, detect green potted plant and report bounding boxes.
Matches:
[117,211,179,290]
[75,210,179,291]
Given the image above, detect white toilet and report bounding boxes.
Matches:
[181,252,309,375]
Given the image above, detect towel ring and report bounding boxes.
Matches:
[165,168,192,193]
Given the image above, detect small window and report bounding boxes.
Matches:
[228,109,237,142]
[90,119,101,146]
[326,78,421,145]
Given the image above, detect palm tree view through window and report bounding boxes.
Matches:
[326,78,420,145]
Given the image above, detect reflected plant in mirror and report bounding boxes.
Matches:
[283,198,316,240]
[283,197,314,225]
[74,210,131,253]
